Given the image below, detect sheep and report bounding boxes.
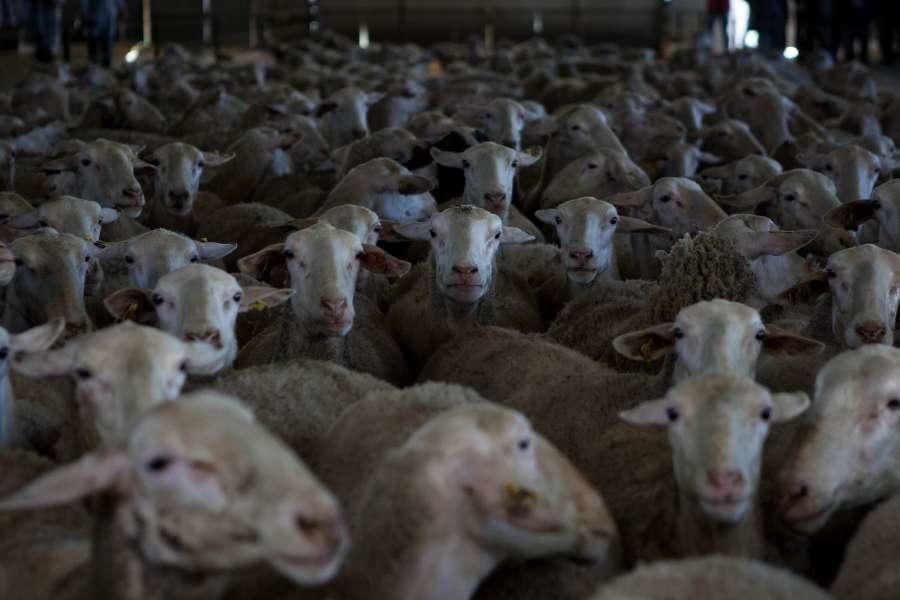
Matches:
[317,87,384,148]
[776,346,900,536]
[368,78,429,131]
[825,178,900,252]
[0,390,349,599]
[697,119,767,162]
[612,110,687,166]
[104,264,293,376]
[797,144,886,204]
[0,141,14,191]
[387,205,543,367]
[317,400,619,600]
[334,127,429,179]
[9,196,119,242]
[538,149,651,211]
[235,222,412,385]
[606,177,727,278]
[430,141,543,239]
[591,555,832,600]
[143,142,234,234]
[662,140,721,179]
[317,157,437,223]
[79,88,168,134]
[173,89,249,134]
[662,96,716,135]
[695,154,783,196]
[593,374,809,565]
[831,494,900,600]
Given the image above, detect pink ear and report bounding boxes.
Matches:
[0,451,130,511]
[359,244,411,278]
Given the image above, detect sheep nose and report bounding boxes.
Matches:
[295,512,344,552]
[706,469,744,492]
[855,321,886,344]
[168,189,189,201]
[122,187,142,198]
[484,191,506,203]
[321,297,348,319]
[778,481,810,514]
[569,248,594,264]
[452,264,479,275]
[184,329,223,348]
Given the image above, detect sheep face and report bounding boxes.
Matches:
[0,392,349,585]
[800,144,884,204]
[554,105,619,153]
[538,198,621,284]
[100,228,236,289]
[432,142,540,221]
[698,155,782,196]
[330,158,437,223]
[113,88,168,133]
[610,177,726,238]
[455,98,530,149]
[0,140,14,190]
[699,119,766,162]
[319,204,382,245]
[11,323,219,447]
[622,375,809,524]
[398,205,533,305]
[104,265,292,376]
[7,231,98,338]
[317,87,384,148]
[664,97,715,134]
[542,150,650,208]
[149,143,233,216]
[778,346,900,533]
[10,196,118,242]
[827,179,900,252]
[825,244,900,348]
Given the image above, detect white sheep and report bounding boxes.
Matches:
[9,196,119,242]
[831,494,900,600]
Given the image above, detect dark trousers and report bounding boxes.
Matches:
[878,2,898,64]
[706,11,728,50]
[30,0,57,62]
[87,35,111,66]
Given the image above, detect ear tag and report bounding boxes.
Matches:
[122,303,139,321]
[249,300,268,312]
[640,340,655,360]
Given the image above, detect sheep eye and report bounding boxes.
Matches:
[189,255,200,263]
[462,160,470,169]
[145,456,172,472]
[587,163,598,170]
[760,406,772,421]
[659,195,671,203]
[124,256,135,264]
[152,294,164,306]
[179,360,189,372]
[826,269,836,279]
[13,259,22,267]
[84,255,91,263]
[232,292,242,302]
[873,200,883,210]
[610,216,619,225]
[756,329,766,340]
[494,231,502,240]
[356,251,364,260]
[784,194,795,202]
[373,224,382,234]
[518,438,530,451]
[283,249,295,259]
[888,398,900,411]
[197,161,205,169]
[80,158,91,167]
[0,347,8,360]
[738,173,748,180]
[825,164,833,171]
[673,327,684,339]
[666,407,679,422]
[97,218,103,224]
[429,229,437,238]
[571,125,581,131]
[76,367,92,379]
[554,216,562,225]
[511,160,518,169]
[38,220,49,227]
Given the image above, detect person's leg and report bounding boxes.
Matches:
[86,36,98,64]
[718,12,729,50]
[101,34,111,67]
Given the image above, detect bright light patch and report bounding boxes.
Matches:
[744,29,759,48]
[783,46,799,59]
[125,46,140,63]
[358,23,370,49]
[532,11,543,35]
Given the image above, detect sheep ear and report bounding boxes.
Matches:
[12,345,78,377]
[99,208,120,225]
[0,451,131,511]
[527,116,559,136]
[391,220,433,242]
[761,325,824,357]
[104,287,156,324]
[698,152,722,164]
[516,147,542,166]
[196,241,237,261]
[9,318,65,354]
[237,243,287,281]
[779,272,829,304]
[0,243,14,286]
[500,227,534,245]
[825,201,876,231]
[430,148,466,169]
[200,152,235,168]
[771,392,811,423]
[9,210,43,229]
[376,220,405,242]
[620,398,674,426]
[286,217,319,230]
[613,322,675,361]
[132,158,158,173]
[397,175,434,195]
[238,286,294,313]
[360,244,411,277]
[616,216,670,235]
[96,240,128,260]
[316,101,338,117]
[366,91,386,106]
[607,187,653,209]
[534,209,560,225]
[736,229,818,259]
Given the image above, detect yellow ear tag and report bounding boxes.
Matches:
[504,483,537,509]
[200,237,208,242]
[640,340,655,360]
[249,300,267,312]
[122,303,138,321]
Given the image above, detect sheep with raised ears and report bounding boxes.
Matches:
[776,346,900,536]
[594,374,809,565]
[826,178,900,252]
[604,178,727,279]
[387,205,542,368]
[662,96,717,135]
[316,400,619,600]
[0,390,349,600]
[831,494,900,600]
[591,555,832,600]
[8,196,119,242]
[797,144,887,206]
[538,149,651,211]
[142,142,234,235]
[317,157,437,224]
[695,154,783,196]
[697,119,767,162]
[451,97,542,150]
[235,222,412,385]
[430,141,543,239]
[316,87,384,148]
[103,264,292,377]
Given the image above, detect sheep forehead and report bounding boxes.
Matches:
[156,263,237,293]
[655,177,698,198]
[78,325,186,370]
[464,142,516,161]
[716,214,776,236]
[819,346,900,397]
[559,197,616,220]
[434,205,500,232]
[131,230,196,255]
[670,376,769,415]
[830,244,900,272]
[44,197,100,218]
[160,142,202,163]
[414,404,530,453]
[321,205,378,234]
[677,300,760,331]
[13,232,89,263]
[286,222,361,255]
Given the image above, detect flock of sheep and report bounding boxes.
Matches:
[0,28,898,599]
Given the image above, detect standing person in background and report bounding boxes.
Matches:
[837,0,873,63]
[29,0,60,62]
[748,0,787,52]
[81,0,122,67]
[876,0,897,65]
[706,0,730,52]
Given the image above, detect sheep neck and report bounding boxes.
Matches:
[280,314,350,365]
[86,494,228,600]
[671,491,766,559]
